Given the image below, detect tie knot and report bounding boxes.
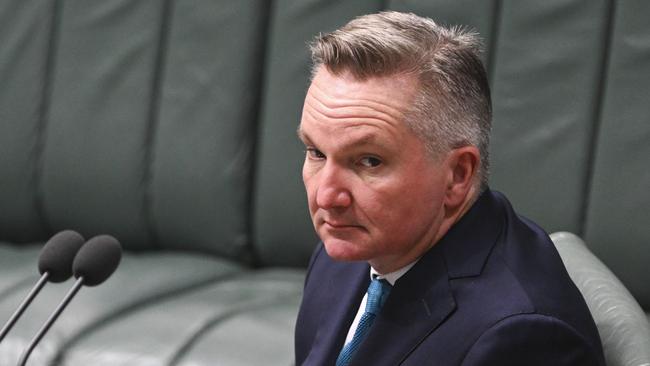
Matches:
[365,278,391,315]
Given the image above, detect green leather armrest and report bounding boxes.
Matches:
[551,232,650,366]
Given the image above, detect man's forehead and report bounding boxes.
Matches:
[311,66,418,99]
[297,67,421,154]
[301,70,416,134]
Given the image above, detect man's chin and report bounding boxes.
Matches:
[322,239,369,262]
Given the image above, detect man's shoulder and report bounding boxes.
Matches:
[430,190,604,363]
[489,192,595,326]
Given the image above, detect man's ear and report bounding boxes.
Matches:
[444,146,480,209]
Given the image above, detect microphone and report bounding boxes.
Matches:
[16,235,122,366]
[0,230,84,344]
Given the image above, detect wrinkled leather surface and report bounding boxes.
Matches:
[584,0,650,311]
[488,0,609,234]
[0,0,52,242]
[0,244,43,297]
[57,269,304,366]
[552,232,650,366]
[148,0,267,259]
[0,248,243,364]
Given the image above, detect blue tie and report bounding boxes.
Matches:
[336,278,392,366]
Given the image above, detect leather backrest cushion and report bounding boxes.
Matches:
[584,0,650,309]
[2,0,265,257]
[42,0,163,249]
[148,1,267,258]
[0,1,53,242]
[487,1,609,234]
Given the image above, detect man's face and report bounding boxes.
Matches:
[299,67,451,273]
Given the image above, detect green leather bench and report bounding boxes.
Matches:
[0,1,648,365]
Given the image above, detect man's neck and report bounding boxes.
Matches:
[371,261,418,285]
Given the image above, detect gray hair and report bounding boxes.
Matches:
[309,11,492,190]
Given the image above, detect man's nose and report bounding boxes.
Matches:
[315,165,352,210]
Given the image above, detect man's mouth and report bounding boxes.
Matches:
[322,220,363,229]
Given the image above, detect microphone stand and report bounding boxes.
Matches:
[16,277,84,366]
[0,273,50,343]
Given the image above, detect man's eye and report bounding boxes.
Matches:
[306,148,325,160]
[359,156,382,168]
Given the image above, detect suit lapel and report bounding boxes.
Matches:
[349,244,456,365]
[302,260,369,366]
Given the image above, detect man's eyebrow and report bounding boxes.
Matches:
[338,133,384,151]
[297,127,386,150]
[296,127,311,144]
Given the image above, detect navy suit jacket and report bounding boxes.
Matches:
[295,189,605,365]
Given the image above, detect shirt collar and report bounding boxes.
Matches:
[370,260,418,286]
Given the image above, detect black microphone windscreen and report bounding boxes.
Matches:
[38,230,85,283]
[72,235,122,287]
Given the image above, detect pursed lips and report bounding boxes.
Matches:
[321,219,365,230]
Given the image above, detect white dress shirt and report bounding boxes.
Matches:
[343,261,418,345]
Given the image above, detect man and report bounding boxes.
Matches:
[294,11,605,366]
